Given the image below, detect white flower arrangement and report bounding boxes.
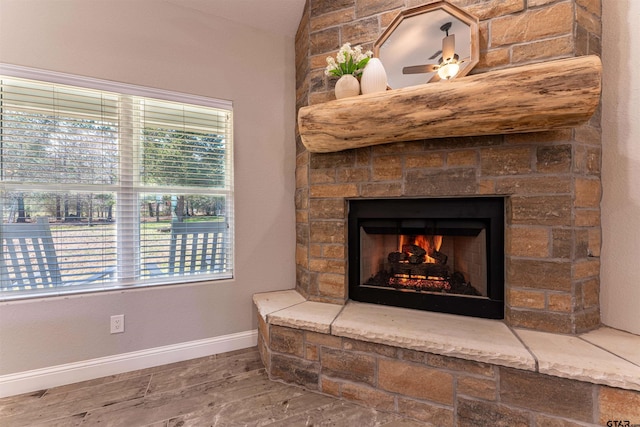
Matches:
[324,43,373,77]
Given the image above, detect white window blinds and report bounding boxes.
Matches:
[0,69,233,299]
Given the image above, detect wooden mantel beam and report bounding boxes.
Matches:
[298,55,602,153]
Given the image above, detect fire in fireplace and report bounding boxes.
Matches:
[348,197,504,319]
[369,232,482,295]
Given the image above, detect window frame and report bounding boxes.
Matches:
[0,64,234,300]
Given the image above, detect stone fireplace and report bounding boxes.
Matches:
[254,0,640,425]
[296,126,602,333]
[294,0,603,335]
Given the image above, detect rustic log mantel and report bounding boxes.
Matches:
[298,55,602,153]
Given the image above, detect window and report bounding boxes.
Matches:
[0,66,234,299]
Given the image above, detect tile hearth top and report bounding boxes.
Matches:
[516,329,640,390]
[253,290,640,392]
[268,301,343,334]
[332,302,535,371]
[581,327,640,367]
[254,290,306,319]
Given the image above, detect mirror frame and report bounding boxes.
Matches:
[374,1,480,88]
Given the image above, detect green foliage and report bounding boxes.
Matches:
[142,128,226,188]
[324,43,373,77]
[327,56,371,77]
[1,110,118,185]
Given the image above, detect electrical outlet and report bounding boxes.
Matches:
[110,314,125,334]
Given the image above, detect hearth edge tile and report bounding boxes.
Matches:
[515,328,640,391]
[253,290,306,319]
[331,301,536,371]
[267,301,343,334]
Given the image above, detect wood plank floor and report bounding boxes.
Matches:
[0,347,423,426]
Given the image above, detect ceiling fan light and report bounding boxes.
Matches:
[438,61,460,80]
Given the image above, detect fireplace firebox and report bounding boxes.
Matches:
[348,198,504,319]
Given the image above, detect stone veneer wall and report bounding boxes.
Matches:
[295,0,603,334]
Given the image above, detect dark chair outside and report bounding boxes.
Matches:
[1,217,113,291]
[145,221,227,277]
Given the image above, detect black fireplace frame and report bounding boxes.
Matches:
[348,197,505,319]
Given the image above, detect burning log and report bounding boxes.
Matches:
[389,277,452,291]
[391,262,450,278]
[428,249,448,265]
[401,244,428,264]
[402,244,426,257]
[395,243,448,265]
[388,252,407,263]
[408,255,425,264]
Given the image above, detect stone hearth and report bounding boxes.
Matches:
[255,290,640,425]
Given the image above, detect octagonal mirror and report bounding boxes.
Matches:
[374,1,479,89]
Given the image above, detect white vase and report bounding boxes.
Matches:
[334,74,360,99]
[360,58,388,95]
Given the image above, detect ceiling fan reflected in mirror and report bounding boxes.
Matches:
[403,22,467,81]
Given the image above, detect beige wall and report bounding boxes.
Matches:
[0,0,297,373]
[601,0,640,335]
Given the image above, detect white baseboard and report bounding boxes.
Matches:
[0,329,258,398]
